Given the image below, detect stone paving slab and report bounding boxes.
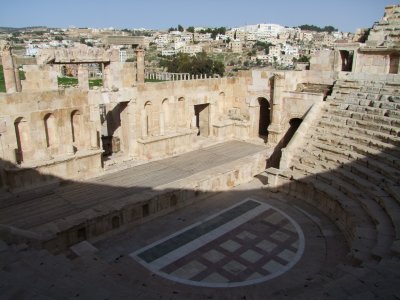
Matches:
[0,141,265,230]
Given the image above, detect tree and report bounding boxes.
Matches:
[298,24,338,33]
[178,24,184,32]
[187,26,195,33]
[162,52,224,76]
[54,36,63,41]
[294,55,310,63]
[252,41,273,55]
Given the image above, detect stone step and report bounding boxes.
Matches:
[296,145,391,187]
[346,104,388,117]
[324,113,400,137]
[325,108,400,128]
[370,99,400,110]
[318,119,400,147]
[287,165,377,262]
[311,134,400,176]
[312,127,400,162]
[306,137,400,184]
[292,158,396,259]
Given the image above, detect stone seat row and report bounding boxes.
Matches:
[296,144,400,239]
[286,136,400,258]
[344,104,400,120]
[326,107,400,127]
[311,125,400,165]
[329,88,400,102]
[321,113,400,137]
[332,80,400,96]
[282,163,390,263]
[328,96,400,112]
[303,137,400,237]
[300,135,399,187]
[318,118,400,146]
[314,118,400,175]
[290,156,395,259]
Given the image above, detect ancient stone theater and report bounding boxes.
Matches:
[0,5,399,299]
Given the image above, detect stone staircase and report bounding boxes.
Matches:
[269,76,400,298]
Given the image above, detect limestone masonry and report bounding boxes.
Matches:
[1,5,400,299]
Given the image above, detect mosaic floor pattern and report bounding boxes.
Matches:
[131,199,305,287]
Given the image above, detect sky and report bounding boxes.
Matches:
[0,0,398,32]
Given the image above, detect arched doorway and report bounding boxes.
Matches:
[258,97,270,138]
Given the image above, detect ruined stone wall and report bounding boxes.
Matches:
[239,69,333,144]
[355,52,391,74]
[88,77,241,159]
[21,65,59,92]
[0,89,102,190]
[310,50,335,72]
[0,43,339,190]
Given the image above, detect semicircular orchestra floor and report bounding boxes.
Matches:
[95,180,348,298]
[131,199,305,288]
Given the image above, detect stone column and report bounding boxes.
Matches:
[191,115,197,129]
[160,111,165,136]
[141,109,148,138]
[249,105,259,139]
[127,100,138,157]
[14,67,22,92]
[78,64,89,90]
[135,47,145,84]
[1,44,17,93]
[102,63,110,89]
[268,73,285,145]
[88,103,101,150]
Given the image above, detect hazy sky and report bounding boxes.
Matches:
[0,0,397,32]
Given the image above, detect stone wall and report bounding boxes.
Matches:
[0,89,102,190]
[0,42,339,192]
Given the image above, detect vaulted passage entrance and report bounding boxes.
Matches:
[340,50,354,72]
[194,104,210,137]
[258,97,270,138]
[268,118,302,168]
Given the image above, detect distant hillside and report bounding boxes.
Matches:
[0,26,48,33]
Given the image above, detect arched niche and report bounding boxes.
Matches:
[177,97,186,127]
[71,110,83,152]
[44,113,58,148]
[162,98,169,129]
[14,117,31,163]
